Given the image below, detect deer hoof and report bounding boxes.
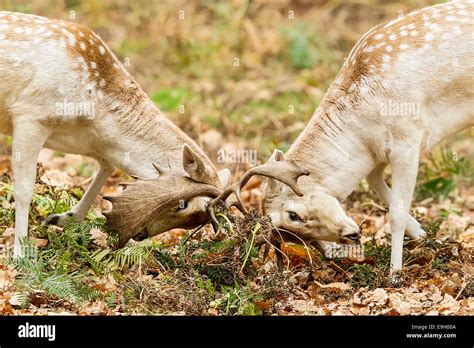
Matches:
[390,269,404,286]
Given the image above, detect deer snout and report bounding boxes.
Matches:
[339,219,360,244]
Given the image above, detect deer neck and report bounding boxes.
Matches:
[287,100,376,201]
[96,91,213,179]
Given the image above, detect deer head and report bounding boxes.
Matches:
[104,144,230,247]
[207,149,310,226]
[263,153,360,246]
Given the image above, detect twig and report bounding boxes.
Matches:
[260,231,291,271]
[455,276,468,300]
[182,224,205,244]
[276,228,314,267]
[240,222,260,273]
[329,261,351,279]
[217,213,235,236]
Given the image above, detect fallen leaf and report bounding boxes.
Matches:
[2,228,14,237]
[40,169,74,188]
[461,262,474,277]
[367,288,388,306]
[438,294,460,315]
[314,281,350,291]
[90,228,108,248]
[429,287,443,304]
[8,293,23,308]
[255,299,272,311]
[34,238,48,248]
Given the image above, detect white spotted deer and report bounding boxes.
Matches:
[0,11,308,257]
[0,11,239,257]
[263,1,474,275]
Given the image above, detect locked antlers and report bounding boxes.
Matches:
[207,149,310,227]
[104,148,309,248]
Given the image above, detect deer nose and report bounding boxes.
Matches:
[342,231,360,242]
[340,221,361,244]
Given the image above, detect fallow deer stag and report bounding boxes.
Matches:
[0,11,236,257]
[263,1,473,274]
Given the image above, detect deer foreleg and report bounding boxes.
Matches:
[388,144,420,273]
[367,164,426,240]
[44,160,114,226]
[12,119,50,257]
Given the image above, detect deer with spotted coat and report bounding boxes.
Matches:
[0,11,307,257]
[263,1,474,275]
[0,11,238,258]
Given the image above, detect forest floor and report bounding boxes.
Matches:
[0,145,472,316]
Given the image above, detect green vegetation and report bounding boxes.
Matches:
[416,147,472,202]
[1,181,279,314]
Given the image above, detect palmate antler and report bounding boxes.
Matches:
[103,166,222,248]
[207,149,310,228]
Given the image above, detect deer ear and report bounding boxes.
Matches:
[182,144,216,184]
[217,168,231,188]
[182,144,199,172]
[270,149,285,162]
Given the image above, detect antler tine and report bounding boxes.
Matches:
[207,149,310,227]
[152,162,164,176]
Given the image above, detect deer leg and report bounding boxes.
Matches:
[367,164,426,240]
[12,120,50,258]
[44,160,114,226]
[388,145,420,272]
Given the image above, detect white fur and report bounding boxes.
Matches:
[267,2,474,274]
[0,12,225,257]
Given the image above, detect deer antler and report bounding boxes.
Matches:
[104,164,222,248]
[207,149,310,227]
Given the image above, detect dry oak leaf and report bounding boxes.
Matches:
[429,287,444,304]
[8,293,24,308]
[0,264,17,290]
[388,292,423,315]
[461,262,474,277]
[458,227,474,248]
[2,227,14,237]
[366,288,389,307]
[438,294,460,315]
[314,281,351,292]
[289,299,325,315]
[48,311,76,316]
[331,307,353,315]
[40,169,74,188]
[34,238,48,248]
[289,271,310,286]
[90,227,108,248]
[0,298,14,315]
[79,300,107,315]
[350,304,371,316]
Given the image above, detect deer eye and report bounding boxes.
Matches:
[287,211,303,222]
